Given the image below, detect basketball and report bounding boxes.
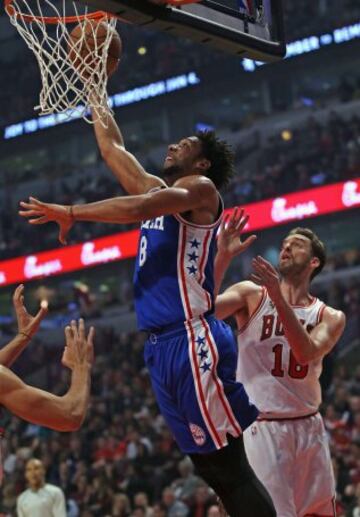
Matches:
[68,20,122,78]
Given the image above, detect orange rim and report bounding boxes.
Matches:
[4,0,114,24]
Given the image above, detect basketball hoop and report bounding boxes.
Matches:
[5,0,119,126]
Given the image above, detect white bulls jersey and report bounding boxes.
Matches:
[237,288,326,419]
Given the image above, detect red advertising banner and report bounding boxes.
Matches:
[0,230,139,287]
[224,178,360,232]
[0,179,359,287]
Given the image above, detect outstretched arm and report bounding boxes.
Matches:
[214,208,256,297]
[19,176,218,244]
[252,256,346,364]
[91,102,165,195]
[0,285,48,367]
[0,320,94,431]
[214,208,256,320]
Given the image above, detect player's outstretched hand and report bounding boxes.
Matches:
[217,207,256,259]
[251,256,282,301]
[62,319,95,370]
[19,196,73,245]
[13,284,48,340]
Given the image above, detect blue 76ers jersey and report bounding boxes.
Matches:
[134,199,223,332]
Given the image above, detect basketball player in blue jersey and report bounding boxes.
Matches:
[19,109,275,515]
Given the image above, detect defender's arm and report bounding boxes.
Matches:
[0,363,90,431]
[0,320,93,431]
[0,285,48,368]
[272,298,345,364]
[251,256,346,364]
[214,208,256,297]
[0,333,31,368]
[215,281,257,320]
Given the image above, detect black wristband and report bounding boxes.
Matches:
[19,331,31,340]
[68,205,75,221]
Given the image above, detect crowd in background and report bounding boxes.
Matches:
[226,110,360,206]
[284,0,360,40]
[0,109,359,260]
[0,2,359,514]
[0,264,359,517]
[0,326,221,517]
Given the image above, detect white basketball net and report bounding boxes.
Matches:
[6,0,117,126]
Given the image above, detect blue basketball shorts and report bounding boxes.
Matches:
[144,315,259,454]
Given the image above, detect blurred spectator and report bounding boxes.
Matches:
[17,458,67,517]
[111,493,132,517]
[171,457,203,501]
[206,505,222,517]
[162,487,189,517]
[0,269,356,515]
[133,492,153,517]
[187,485,214,517]
[0,110,359,260]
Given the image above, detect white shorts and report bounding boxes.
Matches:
[244,413,336,517]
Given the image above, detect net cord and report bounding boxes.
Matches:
[6,0,117,126]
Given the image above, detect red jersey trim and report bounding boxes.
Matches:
[290,295,318,308]
[317,303,327,324]
[257,411,319,422]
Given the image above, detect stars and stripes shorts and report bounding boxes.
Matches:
[144,315,259,454]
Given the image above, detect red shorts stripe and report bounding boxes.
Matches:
[187,320,223,448]
[200,315,242,436]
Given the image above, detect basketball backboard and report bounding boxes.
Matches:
[77,0,286,62]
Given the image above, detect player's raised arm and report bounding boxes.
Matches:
[0,285,48,368]
[91,99,165,195]
[0,320,94,432]
[214,208,257,319]
[251,255,346,364]
[19,176,218,244]
[306,307,346,360]
[215,283,247,320]
[214,208,256,296]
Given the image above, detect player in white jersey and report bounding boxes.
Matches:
[214,213,346,517]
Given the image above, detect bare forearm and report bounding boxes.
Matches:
[91,102,154,195]
[92,104,125,150]
[0,334,29,367]
[72,196,146,225]
[0,363,91,432]
[273,295,314,364]
[62,364,91,429]
[29,365,90,431]
[71,187,197,225]
[214,251,232,297]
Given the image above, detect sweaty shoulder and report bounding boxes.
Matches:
[321,305,346,329]
[174,175,217,201]
[229,281,263,298]
[174,175,219,225]
[221,281,263,317]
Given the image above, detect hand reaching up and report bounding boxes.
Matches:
[62,319,95,370]
[13,284,48,339]
[217,207,257,259]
